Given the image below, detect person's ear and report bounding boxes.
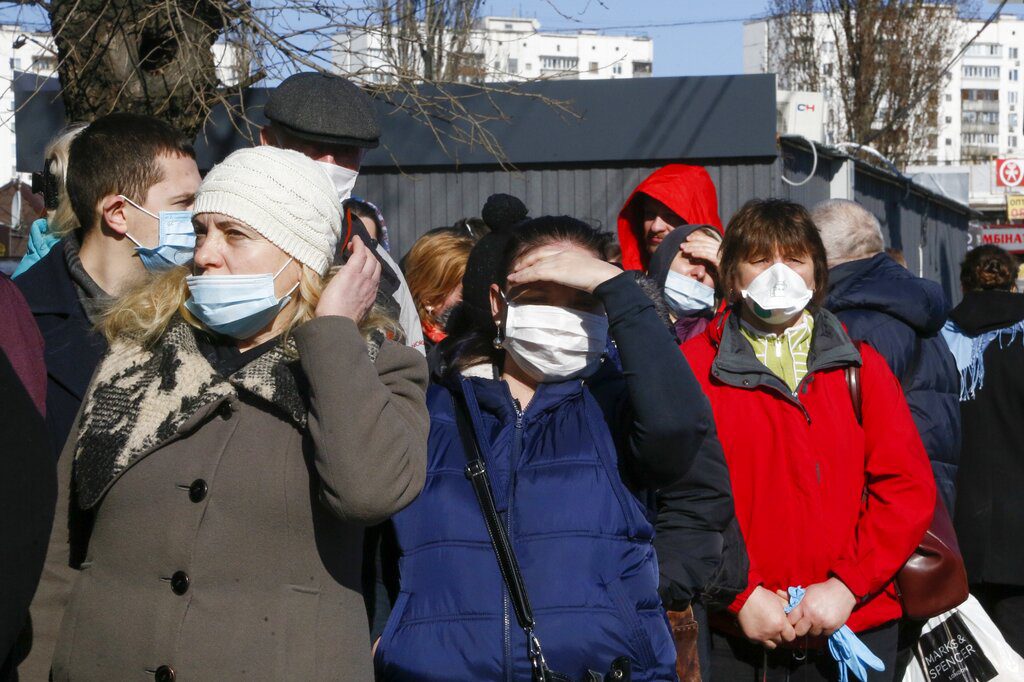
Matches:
[489,283,506,323]
[100,194,130,236]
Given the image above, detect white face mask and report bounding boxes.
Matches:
[664,270,716,316]
[501,302,609,383]
[315,161,359,203]
[740,262,813,325]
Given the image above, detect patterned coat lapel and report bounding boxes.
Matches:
[74,318,306,509]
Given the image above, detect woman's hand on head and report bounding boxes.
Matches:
[679,231,722,268]
[315,237,380,322]
[506,247,621,294]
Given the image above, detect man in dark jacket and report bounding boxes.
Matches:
[16,114,200,458]
[814,199,961,512]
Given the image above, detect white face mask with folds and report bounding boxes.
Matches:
[740,262,813,325]
[315,161,359,203]
[501,302,609,383]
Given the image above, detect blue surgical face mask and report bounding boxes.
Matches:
[184,259,299,340]
[119,195,195,272]
[663,270,716,317]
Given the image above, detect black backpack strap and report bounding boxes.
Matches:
[450,387,554,679]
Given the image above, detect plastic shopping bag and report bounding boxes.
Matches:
[902,594,1024,682]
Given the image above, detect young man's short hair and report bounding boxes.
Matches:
[66,113,195,232]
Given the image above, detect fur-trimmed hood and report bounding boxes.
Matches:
[73,317,308,509]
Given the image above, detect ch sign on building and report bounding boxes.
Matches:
[997,159,1024,187]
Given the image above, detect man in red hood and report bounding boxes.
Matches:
[617,164,723,272]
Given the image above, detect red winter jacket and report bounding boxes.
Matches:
[617,164,722,272]
[681,309,935,634]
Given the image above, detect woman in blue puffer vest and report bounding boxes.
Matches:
[375,216,716,681]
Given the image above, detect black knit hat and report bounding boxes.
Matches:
[445,194,529,335]
[646,224,719,290]
[265,73,381,148]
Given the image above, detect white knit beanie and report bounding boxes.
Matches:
[193,146,342,274]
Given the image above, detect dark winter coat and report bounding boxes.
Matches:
[826,253,962,511]
[0,350,54,679]
[375,273,715,681]
[14,239,108,458]
[944,290,1024,587]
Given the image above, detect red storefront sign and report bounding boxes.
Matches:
[997,159,1024,187]
[975,225,1024,253]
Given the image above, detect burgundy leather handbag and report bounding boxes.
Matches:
[846,362,969,620]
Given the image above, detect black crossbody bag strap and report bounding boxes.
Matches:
[450,390,558,680]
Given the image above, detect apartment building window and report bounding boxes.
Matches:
[946,94,953,102]
[1012,91,1020,104]
[945,116,952,124]
[589,61,598,73]
[540,56,578,71]
[504,23,513,30]
[612,64,622,75]
[508,58,518,72]
[963,111,999,124]
[1012,113,1019,129]
[1012,69,1020,82]
[1013,47,1020,59]
[962,88,999,101]
[962,133,1000,145]
[1012,135,1019,148]
[946,138,952,146]
[962,65,1000,79]
[966,43,1001,57]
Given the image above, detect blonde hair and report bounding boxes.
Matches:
[43,123,88,237]
[404,229,475,321]
[102,264,400,349]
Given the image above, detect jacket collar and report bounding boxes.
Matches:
[452,364,584,424]
[18,239,82,317]
[73,317,307,509]
[709,306,861,396]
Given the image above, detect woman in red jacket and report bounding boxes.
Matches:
[681,199,935,681]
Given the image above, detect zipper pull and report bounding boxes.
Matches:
[512,398,524,427]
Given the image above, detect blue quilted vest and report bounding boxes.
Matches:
[374,372,677,681]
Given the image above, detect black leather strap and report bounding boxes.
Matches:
[450,389,537,633]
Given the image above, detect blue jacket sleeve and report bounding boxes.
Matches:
[591,271,713,488]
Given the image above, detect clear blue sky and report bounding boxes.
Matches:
[481,0,1024,77]
[481,0,774,77]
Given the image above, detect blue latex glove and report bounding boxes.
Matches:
[785,586,885,682]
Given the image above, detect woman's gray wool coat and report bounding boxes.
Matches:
[20,315,429,681]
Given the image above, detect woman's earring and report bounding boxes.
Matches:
[492,325,504,349]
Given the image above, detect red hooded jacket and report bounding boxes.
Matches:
[681,309,936,634]
[617,164,723,272]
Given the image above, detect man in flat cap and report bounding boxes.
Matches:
[261,72,424,354]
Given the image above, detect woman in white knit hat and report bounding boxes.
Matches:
[24,146,429,681]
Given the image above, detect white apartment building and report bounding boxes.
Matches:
[0,27,244,182]
[335,15,653,84]
[744,12,1024,212]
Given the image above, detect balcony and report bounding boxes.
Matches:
[962,100,999,113]
[962,122,999,134]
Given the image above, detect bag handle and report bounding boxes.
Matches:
[450,388,553,680]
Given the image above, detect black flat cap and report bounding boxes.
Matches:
[265,72,381,148]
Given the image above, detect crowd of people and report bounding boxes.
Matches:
[0,71,1021,682]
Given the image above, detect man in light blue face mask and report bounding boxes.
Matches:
[646,223,724,344]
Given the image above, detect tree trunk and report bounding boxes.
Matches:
[47,0,226,136]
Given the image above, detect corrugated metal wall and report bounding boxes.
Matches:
[355,146,970,303]
[353,162,781,257]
